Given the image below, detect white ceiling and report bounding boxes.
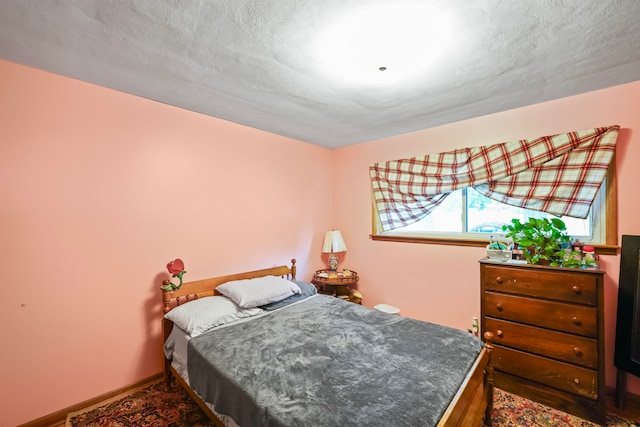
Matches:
[1,1,639,149]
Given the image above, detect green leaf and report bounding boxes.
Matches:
[518,239,533,247]
[550,217,567,230]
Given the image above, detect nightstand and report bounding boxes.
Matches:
[311,269,361,304]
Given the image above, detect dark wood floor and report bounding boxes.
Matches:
[606,393,640,423]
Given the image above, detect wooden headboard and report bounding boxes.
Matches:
[161,259,297,314]
[161,258,297,390]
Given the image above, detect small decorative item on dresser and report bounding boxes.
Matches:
[582,245,597,265]
[486,239,512,262]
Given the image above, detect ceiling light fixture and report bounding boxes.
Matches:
[315,2,452,85]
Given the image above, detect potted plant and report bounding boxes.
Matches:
[501,217,571,266]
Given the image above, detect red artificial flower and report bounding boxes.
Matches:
[166,258,185,275]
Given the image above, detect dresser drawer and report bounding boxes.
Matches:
[492,346,598,399]
[484,292,597,337]
[485,318,598,368]
[482,265,597,305]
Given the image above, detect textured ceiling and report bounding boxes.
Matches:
[1,0,639,149]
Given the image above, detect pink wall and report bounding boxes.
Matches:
[334,80,640,396]
[0,59,333,426]
[3,57,640,425]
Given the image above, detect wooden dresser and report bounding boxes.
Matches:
[480,259,606,424]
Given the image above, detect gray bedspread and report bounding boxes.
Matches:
[187,295,483,427]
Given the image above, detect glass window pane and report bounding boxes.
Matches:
[562,215,592,238]
[466,188,592,239]
[467,188,513,234]
[400,190,463,233]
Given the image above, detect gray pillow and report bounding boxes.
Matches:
[259,281,317,311]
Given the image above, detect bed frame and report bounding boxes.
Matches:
[161,259,495,427]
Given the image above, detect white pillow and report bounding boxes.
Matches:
[216,275,301,308]
[164,295,263,337]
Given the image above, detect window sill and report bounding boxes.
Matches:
[370,234,619,256]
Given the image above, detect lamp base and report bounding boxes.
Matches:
[328,253,339,271]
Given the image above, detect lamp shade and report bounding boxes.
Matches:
[322,230,347,253]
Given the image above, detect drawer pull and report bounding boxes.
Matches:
[574,347,582,356]
[496,303,503,311]
[496,329,504,338]
[572,285,581,294]
[574,378,580,384]
[572,316,581,326]
[496,276,503,284]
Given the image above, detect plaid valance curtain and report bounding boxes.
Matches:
[370,125,619,232]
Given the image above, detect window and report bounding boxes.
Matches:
[371,168,617,254]
[381,181,603,241]
[370,125,620,254]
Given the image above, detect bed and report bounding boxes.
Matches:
[162,259,495,427]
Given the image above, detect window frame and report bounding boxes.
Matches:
[370,158,618,255]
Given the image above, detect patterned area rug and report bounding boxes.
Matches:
[493,389,638,427]
[65,378,214,427]
[66,380,638,426]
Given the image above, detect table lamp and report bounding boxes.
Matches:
[322,230,347,271]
